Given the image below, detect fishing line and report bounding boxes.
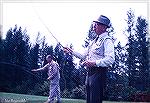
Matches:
[0,62,47,81]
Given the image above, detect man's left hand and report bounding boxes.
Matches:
[82,61,96,68]
[47,76,54,80]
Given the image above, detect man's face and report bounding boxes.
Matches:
[46,57,52,63]
[93,22,106,35]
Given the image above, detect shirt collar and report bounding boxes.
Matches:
[48,60,54,65]
[98,32,108,39]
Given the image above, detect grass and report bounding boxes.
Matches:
[0,92,85,103]
[0,92,147,103]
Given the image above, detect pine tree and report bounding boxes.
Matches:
[112,42,127,75]
[3,25,30,66]
[105,42,129,100]
[0,25,32,93]
[83,22,96,48]
[134,16,149,90]
[125,9,149,91]
[0,27,1,40]
[4,27,14,62]
[30,44,39,70]
[125,9,136,87]
[0,25,4,61]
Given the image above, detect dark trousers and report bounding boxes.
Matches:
[85,67,107,103]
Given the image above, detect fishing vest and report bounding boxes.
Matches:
[86,35,112,61]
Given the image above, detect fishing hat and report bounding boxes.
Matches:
[93,15,111,28]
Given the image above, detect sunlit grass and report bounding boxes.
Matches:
[0,92,146,103]
[0,92,85,103]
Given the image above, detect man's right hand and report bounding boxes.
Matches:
[63,47,73,53]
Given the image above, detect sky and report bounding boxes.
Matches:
[1,0,149,52]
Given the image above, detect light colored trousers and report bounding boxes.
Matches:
[48,78,61,103]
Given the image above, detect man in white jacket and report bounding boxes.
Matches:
[64,15,115,103]
[32,55,61,103]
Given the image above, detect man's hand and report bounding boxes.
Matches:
[82,61,96,68]
[63,47,73,53]
[47,77,51,80]
[31,69,38,72]
[47,76,54,80]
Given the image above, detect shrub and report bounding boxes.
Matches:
[70,85,86,99]
[29,81,49,96]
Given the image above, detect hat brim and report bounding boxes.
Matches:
[93,21,110,28]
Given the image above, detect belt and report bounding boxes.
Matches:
[87,67,107,76]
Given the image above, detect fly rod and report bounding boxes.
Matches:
[33,6,64,48]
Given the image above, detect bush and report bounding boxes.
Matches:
[70,85,86,99]
[104,84,137,101]
[129,91,150,102]
[10,80,33,94]
[29,81,49,96]
[61,89,71,98]
[61,85,86,99]
[130,88,150,102]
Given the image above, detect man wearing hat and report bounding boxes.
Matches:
[64,15,115,103]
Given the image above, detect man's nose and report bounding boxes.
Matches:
[92,24,96,31]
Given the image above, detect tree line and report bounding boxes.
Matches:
[0,9,149,101]
[0,24,86,99]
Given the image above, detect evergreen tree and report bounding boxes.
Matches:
[125,9,136,87]
[0,25,32,93]
[29,33,43,85]
[4,27,14,62]
[125,9,149,91]
[112,42,127,75]
[134,16,149,90]
[3,25,30,66]
[15,27,30,66]
[64,50,75,91]
[105,42,129,101]
[0,26,4,61]
[83,22,96,48]
[0,26,1,41]
[30,44,39,70]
